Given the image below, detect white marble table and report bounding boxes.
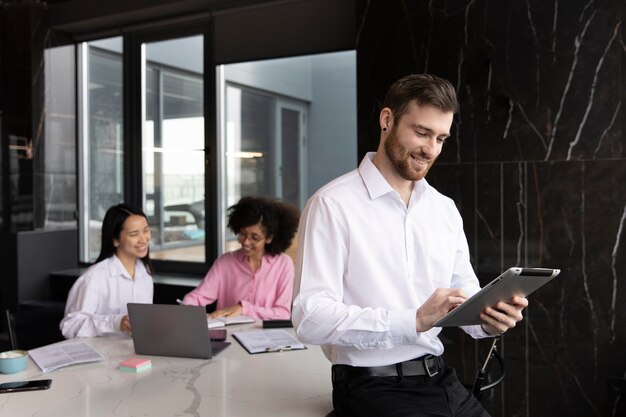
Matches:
[0,323,332,417]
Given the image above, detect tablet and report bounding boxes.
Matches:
[433,267,560,327]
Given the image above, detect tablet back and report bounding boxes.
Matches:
[433,267,560,327]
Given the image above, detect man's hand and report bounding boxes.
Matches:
[480,295,528,336]
[208,303,243,319]
[416,288,469,332]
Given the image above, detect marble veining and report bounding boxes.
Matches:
[546,9,595,161]
[567,21,621,161]
[594,101,621,158]
[579,163,599,381]
[516,162,525,265]
[183,362,212,417]
[0,333,331,417]
[357,0,625,415]
[524,0,541,109]
[610,204,626,338]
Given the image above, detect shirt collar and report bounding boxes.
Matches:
[359,152,429,202]
[359,152,394,200]
[235,248,277,265]
[108,255,145,280]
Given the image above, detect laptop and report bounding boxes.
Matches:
[127,303,231,359]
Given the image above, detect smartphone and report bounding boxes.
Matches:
[209,329,227,341]
[0,379,52,394]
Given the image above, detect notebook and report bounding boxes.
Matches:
[127,303,231,359]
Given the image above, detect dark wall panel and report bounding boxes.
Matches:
[357,0,625,416]
[214,0,355,64]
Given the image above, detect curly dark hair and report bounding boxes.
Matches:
[227,196,300,256]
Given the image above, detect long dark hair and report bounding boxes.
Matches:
[96,203,153,274]
[227,196,300,256]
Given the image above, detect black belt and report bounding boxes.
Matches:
[332,355,443,382]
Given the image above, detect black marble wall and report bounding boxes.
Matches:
[357,1,625,416]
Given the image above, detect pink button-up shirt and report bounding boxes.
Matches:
[182,249,294,319]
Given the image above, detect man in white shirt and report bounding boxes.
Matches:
[292,74,528,417]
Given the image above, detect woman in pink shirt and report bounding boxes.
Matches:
[182,196,299,320]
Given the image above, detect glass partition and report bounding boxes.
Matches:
[73,36,356,267]
[43,45,77,231]
[143,35,205,262]
[217,50,357,253]
[77,37,124,262]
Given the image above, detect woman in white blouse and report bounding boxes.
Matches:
[60,203,153,338]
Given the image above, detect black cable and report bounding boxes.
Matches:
[472,336,507,400]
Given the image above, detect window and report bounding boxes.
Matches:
[77,37,124,262]
[142,36,205,263]
[42,45,77,231]
[61,24,356,269]
[220,84,308,252]
[217,51,357,253]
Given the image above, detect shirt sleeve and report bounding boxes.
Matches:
[182,258,223,306]
[240,255,294,320]
[292,195,419,350]
[448,216,491,340]
[59,275,125,339]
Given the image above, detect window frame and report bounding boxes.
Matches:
[133,23,216,275]
[57,1,356,274]
[76,21,216,274]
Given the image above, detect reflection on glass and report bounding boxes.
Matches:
[42,45,77,231]
[218,51,357,254]
[281,107,301,206]
[78,37,124,262]
[222,85,307,252]
[225,86,275,204]
[143,36,205,262]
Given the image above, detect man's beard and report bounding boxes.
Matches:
[384,128,436,181]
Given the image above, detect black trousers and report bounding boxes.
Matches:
[332,366,491,417]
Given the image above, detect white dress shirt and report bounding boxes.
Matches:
[292,153,488,367]
[60,255,153,338]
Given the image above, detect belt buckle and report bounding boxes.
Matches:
[422,355,439,377]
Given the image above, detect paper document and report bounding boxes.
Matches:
[29,341,105,373]
[232,329,306,354]
[207,315,255,329]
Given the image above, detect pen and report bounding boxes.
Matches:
[265,345,293,353]
[176,299,185,305]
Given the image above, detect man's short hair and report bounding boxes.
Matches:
[382,74,458,123]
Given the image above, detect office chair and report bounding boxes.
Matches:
[5,306,65,351]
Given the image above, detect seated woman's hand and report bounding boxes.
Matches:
[120,315,132,335]
[208,303,243,318]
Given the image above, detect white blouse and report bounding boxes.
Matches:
[60,255,153,339]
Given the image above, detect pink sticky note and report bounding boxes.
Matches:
[119,358,151,369]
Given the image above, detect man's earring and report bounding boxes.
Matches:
[383,127,387,132]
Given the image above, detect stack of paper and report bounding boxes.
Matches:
[119,358,152,373]
[29,341,105,373]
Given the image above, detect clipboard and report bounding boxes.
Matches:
[433,267,560,327]
[232,329,307,354]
